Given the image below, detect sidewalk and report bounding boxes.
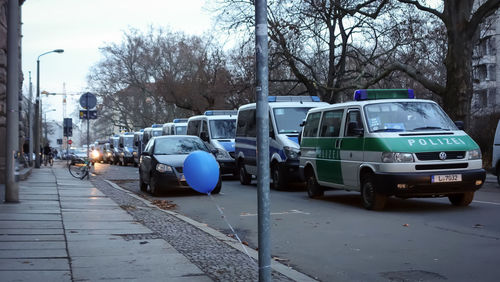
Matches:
[0,163,211,281]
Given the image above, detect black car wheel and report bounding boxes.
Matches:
[139,170,147,192]
[150,176,160,196]
[212,174,222,194]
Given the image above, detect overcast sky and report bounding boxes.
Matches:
[21,0,213,122]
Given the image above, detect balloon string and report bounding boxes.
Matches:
[208,194,256,265]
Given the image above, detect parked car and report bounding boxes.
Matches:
[139,135,222,196]
[493,119,500,186]
[133,131,144,167]
[109,136,120,165]
[118,132,135,166]
[102,142,113,164]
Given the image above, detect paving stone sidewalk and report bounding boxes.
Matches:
[0,164,211,281]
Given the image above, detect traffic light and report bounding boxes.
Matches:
[64,118,73,137]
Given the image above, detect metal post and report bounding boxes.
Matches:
[86,95,90,180]
[28,72,33,166]
[5,0,20,202]
[34,58,41,168]
[255,0,271,281]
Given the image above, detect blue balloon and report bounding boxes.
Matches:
[183,151,220,194]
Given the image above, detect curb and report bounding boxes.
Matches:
[103,179,317,282]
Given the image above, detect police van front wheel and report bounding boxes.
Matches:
[307,174,323,198]
[361,175,387,211]
[448,192,474,206]
[239,164,251,185]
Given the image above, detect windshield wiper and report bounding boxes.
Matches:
[411,126,449,131]
[372,128,404,132]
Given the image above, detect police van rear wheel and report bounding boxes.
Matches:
[448,192,474,206]
[307,173,323,198]
[361,175,387,210]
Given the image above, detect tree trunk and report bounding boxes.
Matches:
[441,0,475,129]
[442,36,473,127]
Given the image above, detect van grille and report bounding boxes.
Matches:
[415,163,468,170]
[415,151,465,161]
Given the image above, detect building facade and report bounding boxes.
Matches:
[472,9,500,116]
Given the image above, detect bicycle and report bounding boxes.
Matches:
[68,157,93,180]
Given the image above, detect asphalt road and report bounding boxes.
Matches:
[93,162,500,282]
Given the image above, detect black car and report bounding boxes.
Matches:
[139,135,222,196]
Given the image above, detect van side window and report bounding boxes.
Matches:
[187,120,200,136]
[303,112,321,137]
[237,109,256,137]
[202,120,209,135]
[345,109,363,137]
[320,110,343,137]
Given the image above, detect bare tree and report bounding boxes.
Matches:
[391,0,500,127]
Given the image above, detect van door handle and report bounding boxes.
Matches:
[335,139,342,148]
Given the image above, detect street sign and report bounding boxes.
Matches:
[68,140,73,145]
[79,92,97,109]
[79,110,97,119]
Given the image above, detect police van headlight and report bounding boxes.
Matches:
[214,148,233,160]
[467,149,481,160]
[156,163,173,173]
[284,146,300,160]
[382,152,414,163]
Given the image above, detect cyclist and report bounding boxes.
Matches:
[43,143,52,166]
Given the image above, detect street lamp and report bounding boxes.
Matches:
[34,49,64,168]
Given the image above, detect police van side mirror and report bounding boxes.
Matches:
[347,122,364,137]
[454,121,464,130]
[119,143,124,148]
[110,144,114,149]
[300,120,306,127]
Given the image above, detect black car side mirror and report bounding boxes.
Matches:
[142,151,150,156]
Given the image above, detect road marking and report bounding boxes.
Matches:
[473,200,500,206]
[240,209,310,217]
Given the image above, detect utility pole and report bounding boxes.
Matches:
[5,0,20,202]
[255,0,271,281]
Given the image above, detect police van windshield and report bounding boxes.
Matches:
[123,136,134,147]
[209,120,236,139]
[273,107,312,134]
[152,129,163,136]
[364,102,457,133]
[175,126,187,135]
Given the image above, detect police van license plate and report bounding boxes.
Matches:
[431,174,462,183]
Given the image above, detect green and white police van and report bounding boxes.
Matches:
[299,89,486,210]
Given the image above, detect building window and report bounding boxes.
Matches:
[487,64,496,81]
[476,89,488,108]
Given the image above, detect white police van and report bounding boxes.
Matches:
[299,89,486,210]
[162,118,188,135]
[186,110,237,175]
[235,96,329,189]
[493,119,500,185]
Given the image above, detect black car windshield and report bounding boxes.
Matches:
[123,136,133,147]
[153,137,208,155]
[364,102,457,133]
[209,119,236,139]
[273,107,312,134]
